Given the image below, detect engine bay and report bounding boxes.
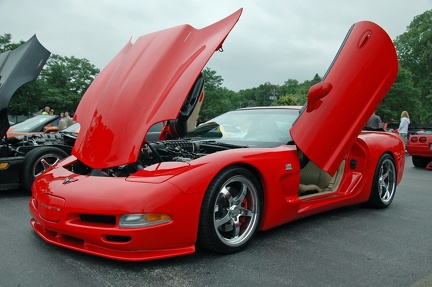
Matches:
[66,140,246,177]
[0,133,73,157]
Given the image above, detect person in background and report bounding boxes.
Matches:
[367,111,383,129]
[42,106,50,115]
[398,110,410,153]
[56,112,65,126]
[64,111,75,127]
[58,113,67,130]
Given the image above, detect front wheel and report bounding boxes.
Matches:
[197,166,263,254]
[21,147,68,193]
[366,154,397,208]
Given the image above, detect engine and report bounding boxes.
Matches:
[0,133,68,157]
[140,140,203,165]
[66,139,244,177]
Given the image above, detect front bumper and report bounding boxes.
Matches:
[29,218,195,261]
[28,168,201,261]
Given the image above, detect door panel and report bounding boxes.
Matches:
[291,21,398,175]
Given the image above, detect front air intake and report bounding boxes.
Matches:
[79,214,116,225]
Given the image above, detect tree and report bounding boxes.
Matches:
[39,54,99,113]
[0,33,23,52]
[200,67,236,121]
[273,94,301,106]
[8,54,99,116]
[394,10,432,124]
[2,33,99,117]
[281,79,300,95]
[378,66,421,125]
[202,67,223,90]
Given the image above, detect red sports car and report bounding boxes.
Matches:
[406,130,432,170]
[29,9,405,261]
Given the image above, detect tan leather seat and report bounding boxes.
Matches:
[299,160,331,196]
[298,160,345,196]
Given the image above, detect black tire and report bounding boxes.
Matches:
[197,166,263,254]
[366,154,397,208]
[412,156,429,168]
[21,147,68,193]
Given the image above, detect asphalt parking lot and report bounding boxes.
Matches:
[0,158,431,287]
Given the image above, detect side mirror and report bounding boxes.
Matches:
[306,81,333,112]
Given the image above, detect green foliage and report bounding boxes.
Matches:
[393,10,432,125]
[2,33,100,116]
[200,68,238,121]
[39,54,100,112]
[202,67,223,90]
[200,87,237,122]
[377,67,421,124]
[378,67,421,125]
[200,66,319,121]
[0,33,23,52]
[272,94,302,106]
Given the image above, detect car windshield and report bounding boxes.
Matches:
[9,115,58,132]
[61,123,80,133]
[184,108,300,147]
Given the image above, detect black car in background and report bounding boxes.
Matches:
[0,35,68,192]
[1,123,78,192]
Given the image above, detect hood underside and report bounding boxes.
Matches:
[73,9,242,168]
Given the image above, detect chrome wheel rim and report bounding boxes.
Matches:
[213,175,259,247]
[378,158,396,204]
[33,153,63,178]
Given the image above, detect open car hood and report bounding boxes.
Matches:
[73,9,242,168]
[0,35,50,140]
[291,21,398,175]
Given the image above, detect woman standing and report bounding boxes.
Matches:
[398,110,410,153]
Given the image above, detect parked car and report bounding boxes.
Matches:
[2,124,80,191]
[29,9,404,262]
[7,114,60,137]
[0,35,71,192]
[406,129,432,170]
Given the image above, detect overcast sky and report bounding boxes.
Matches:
[1,0,431,91]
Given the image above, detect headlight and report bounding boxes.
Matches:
[119,213,171,228]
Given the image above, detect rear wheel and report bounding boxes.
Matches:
[198,166,262,254]
[412,156,430,168]
[22,147,68,193]
[366,154,396,208]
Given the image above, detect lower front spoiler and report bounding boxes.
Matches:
[30,218,195,262]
